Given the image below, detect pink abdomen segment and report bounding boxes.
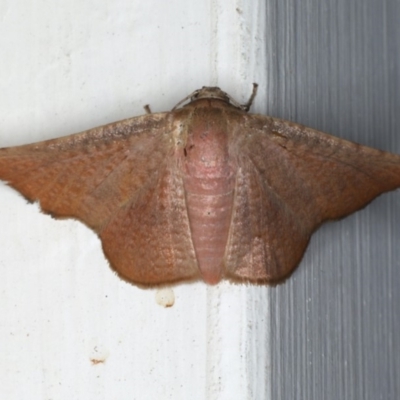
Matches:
[184,181,234,284]
[183,121,235,284]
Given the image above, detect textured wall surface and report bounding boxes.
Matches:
[266,1,400,399]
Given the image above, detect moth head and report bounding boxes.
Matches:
[172,83,258,112]
[190,87,231,103]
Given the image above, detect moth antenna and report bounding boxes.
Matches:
[172,90,201,111]
[241,83,258,112]
[143,104,152,114]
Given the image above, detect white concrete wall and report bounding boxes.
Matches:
[0,1,270,399]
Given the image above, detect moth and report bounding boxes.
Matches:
[1,84,400,286]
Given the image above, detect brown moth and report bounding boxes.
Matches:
[1,84,400,286]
